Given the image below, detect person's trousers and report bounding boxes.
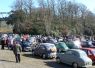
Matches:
[15,54,21,63]
[1,44,4,49]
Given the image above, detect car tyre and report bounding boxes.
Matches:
[56,57,61,63]
[72,63,78,68]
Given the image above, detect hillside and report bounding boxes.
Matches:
[0,21,13,33]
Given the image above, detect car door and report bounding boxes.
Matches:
[35,46,40,55]
[87,50,94,60]
[61,51,73,64]
[39,45,46,56]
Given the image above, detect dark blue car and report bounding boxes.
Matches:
[21,40,31,52]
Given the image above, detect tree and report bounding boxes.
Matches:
[6,0,95,36]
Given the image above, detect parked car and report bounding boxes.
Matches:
[92,40,95,46]
[32,43,57,59]
[81,40,95,48]
[65,41,82,49]
[81,48,95,64]
[55,42,69,53]
[21,40,31,52]
[46,38,57,44]
[56,49,92,68]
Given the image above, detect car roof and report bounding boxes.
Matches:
[68,49,84,53]
[40,43,55,46]
[58,42,65,44]
[81,48,95,50]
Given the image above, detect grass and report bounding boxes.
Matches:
[0,28,12,33]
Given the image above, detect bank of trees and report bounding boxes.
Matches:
[7,0,95,36]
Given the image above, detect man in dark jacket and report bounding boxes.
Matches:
[13,41,22,63]
[1,38,6,50]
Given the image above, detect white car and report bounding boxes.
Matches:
[56,49,92,68]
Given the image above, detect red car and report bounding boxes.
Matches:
[81,48,95,63]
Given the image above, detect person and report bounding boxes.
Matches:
[13,41,22,63]
[1,37,6,50]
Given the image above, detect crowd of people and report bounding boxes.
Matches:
[0,33,95,63]
[0,34,30,63]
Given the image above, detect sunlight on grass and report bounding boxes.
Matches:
[0,28,12,33]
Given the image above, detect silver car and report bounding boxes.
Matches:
[56,49,92,68]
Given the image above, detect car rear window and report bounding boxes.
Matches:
[45,44,55,48]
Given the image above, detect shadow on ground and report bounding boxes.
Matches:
[0,59,15,63]
[22,52,72,68]
[44,61,71,68]
[22,52,56,60]
[22,52,43,59]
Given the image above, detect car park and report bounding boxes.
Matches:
[81,48,95,64]
[55,42,69,53]
[56,49,92,68]
[32,43,57,59]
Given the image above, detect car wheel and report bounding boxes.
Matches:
[56,57,61,63]
[42,54,46,59]
[72,63,78,68]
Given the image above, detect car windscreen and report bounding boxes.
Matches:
[58,42,69,50]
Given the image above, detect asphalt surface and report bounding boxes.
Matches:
[0,47,95,68]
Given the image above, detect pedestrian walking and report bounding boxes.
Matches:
[13,41,22,63]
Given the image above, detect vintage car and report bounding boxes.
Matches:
[65,41,82,49]
[56,49,92,68]
[81,48,95,64]
[32,43,57,59]
[55,42,69,53]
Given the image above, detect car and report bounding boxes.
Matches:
[65,41,82,49]
[21,40,31,52]
[81,40,95,48]
[81,48,95,64]
[46,38,57,44]
[92,40,95,46]
[81,40,92,47]
[56,49,92,68]
[32,43,57,59]
[55,42,69,53]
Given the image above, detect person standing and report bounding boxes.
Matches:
[1,37,5,50]
[13,41,22,63]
